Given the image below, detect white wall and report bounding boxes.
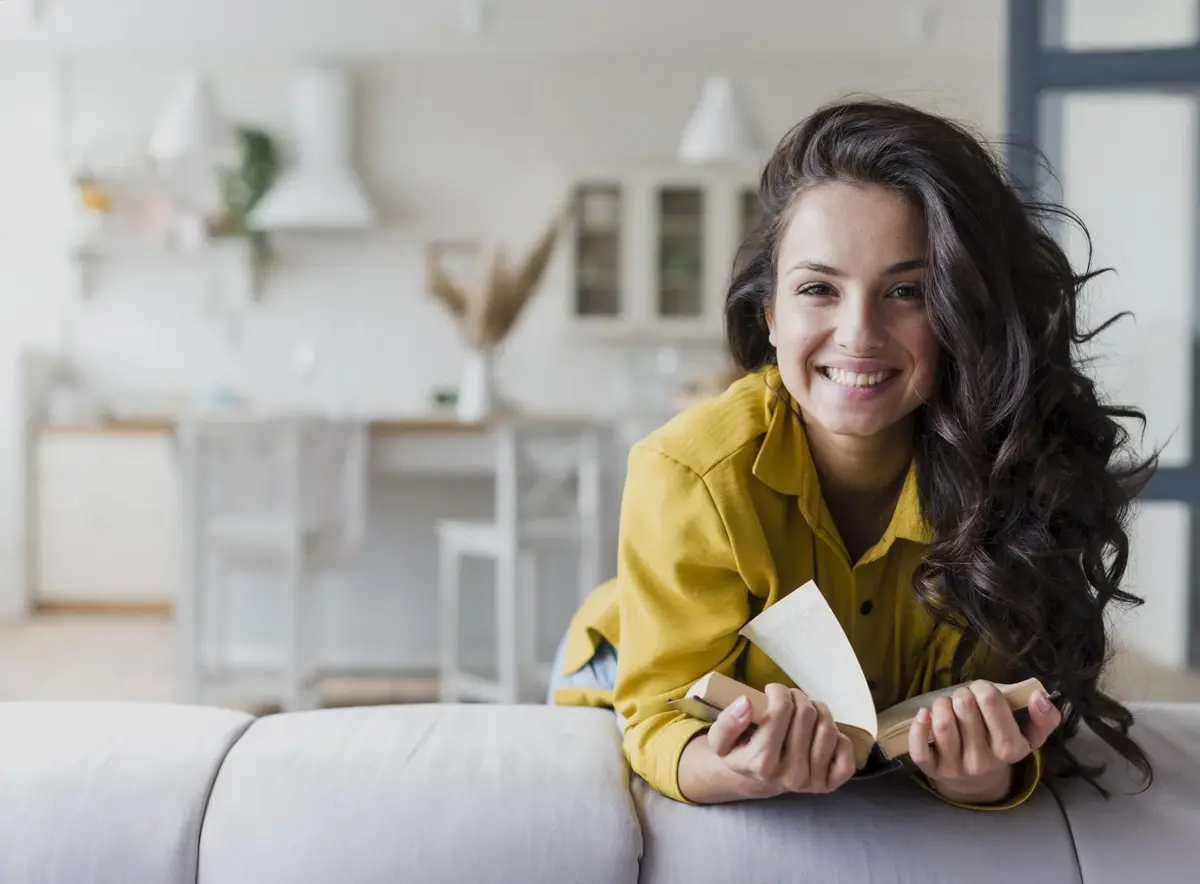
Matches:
[0,61,75,617]
[0,50,1003,636]
[5,2,1192,677]
[51,55,1002,411]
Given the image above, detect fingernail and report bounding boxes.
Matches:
[1035,691,1052,712]
[916,707,931,724]
[731,696,749,716]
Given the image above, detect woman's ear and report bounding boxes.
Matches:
[765,301,777,349]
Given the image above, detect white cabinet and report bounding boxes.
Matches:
[565,167,764,343]
[34,431,179,605]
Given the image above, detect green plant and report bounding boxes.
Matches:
[214,126,280,267]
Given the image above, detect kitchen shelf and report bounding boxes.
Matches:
[69,235,263,303]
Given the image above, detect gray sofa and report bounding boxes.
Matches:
[1,700,1197,883]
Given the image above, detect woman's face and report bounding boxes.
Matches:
[767,181,939,441]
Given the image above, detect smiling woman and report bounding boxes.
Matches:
[549,97,1155,813]
[769,184,937,449]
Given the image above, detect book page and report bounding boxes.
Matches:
[875,684,961,738]
[738,581,878,739]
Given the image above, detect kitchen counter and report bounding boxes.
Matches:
[29,408,627,675]
[36,415,491,436]
[34,410,616,438]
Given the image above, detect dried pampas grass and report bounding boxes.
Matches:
[426,202,570,351]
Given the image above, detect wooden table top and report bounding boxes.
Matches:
[36,413,601,437]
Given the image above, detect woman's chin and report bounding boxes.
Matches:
[804,404,910,440]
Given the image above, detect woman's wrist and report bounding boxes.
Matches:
[928,764,1015,805]
[678,732,780,804]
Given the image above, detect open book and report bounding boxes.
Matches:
[666,580,1050,773]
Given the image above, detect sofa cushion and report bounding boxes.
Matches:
[198,704,642,884]
[1047,702,1200,883]
[0,701,253,884]
[633,769,1081,884]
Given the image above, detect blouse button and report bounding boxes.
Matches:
[860,599,874,616]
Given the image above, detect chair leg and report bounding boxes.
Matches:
[177,538,202,706]
[208,551,226,678]
[495,547,519,704]
[176,443,201,706]
[282,543,306,712]
[199,546,226,699]
[518,549,539,702]
[576,534,602,609]
[296,560,320,711]
[438,539,461,703]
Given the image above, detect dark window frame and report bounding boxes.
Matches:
[1006,0,1200,667]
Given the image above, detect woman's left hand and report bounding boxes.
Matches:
[908,680,1062,805]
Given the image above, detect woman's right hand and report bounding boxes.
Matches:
[707,683,858,799]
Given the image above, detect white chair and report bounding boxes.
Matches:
[436,418,605,704]
[175,415,368,711]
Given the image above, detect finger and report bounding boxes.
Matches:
[953,686,992,773]
[907,706,938,775]
[742,683,795,777]
[827,734,857,789]
[707,694,755,757]
[806,701,840,790]
[929,696,961,776]
[780,689,817,787]
[970,681,1031,766]
[1021,690,1063,750]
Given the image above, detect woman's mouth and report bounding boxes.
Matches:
[818,367,900,388]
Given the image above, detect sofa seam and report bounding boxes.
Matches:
[192,716,257,884]
[625,774,648,884]
[1044,779,1085,884]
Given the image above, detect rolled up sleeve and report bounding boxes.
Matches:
[613,444,751,804]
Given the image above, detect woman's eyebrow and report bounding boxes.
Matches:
[784,258,926,276]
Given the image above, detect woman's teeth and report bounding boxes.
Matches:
[821,367,894,387]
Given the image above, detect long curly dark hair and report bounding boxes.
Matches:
[727,97,1155,793]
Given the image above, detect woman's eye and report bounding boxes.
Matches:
[796,282,835,297]
[890,284,925,301]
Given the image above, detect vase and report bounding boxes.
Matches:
[457,348,498,421]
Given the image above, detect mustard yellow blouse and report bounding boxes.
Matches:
[554,367,1040,809]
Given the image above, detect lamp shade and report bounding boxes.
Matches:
[679,76,763,165]
[148,72,236,164]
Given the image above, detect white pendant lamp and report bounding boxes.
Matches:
[678,76,764,165]
[148,72,236,165]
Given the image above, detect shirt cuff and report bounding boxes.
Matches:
[626,715,713,805]
[911,749,1043,811]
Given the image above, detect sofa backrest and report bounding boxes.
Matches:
[0,702,253,884]
[3,699,1199,883]
[197,704,641,884]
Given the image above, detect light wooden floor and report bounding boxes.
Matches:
[2,612,1199,710]
[0,612,439,714]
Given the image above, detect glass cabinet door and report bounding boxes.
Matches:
[656,187,704,318]
[740,188,765,244]
[573,184,622,318]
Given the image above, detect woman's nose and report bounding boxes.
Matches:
[833,296,885,354]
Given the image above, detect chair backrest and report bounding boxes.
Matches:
[178,417,301,527]
[491,417,604,533]
[177,415,368,558]
[297,417,369,558]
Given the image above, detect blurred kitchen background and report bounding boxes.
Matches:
[1,0,1199,712]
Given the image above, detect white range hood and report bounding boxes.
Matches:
[249,67,376,231]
